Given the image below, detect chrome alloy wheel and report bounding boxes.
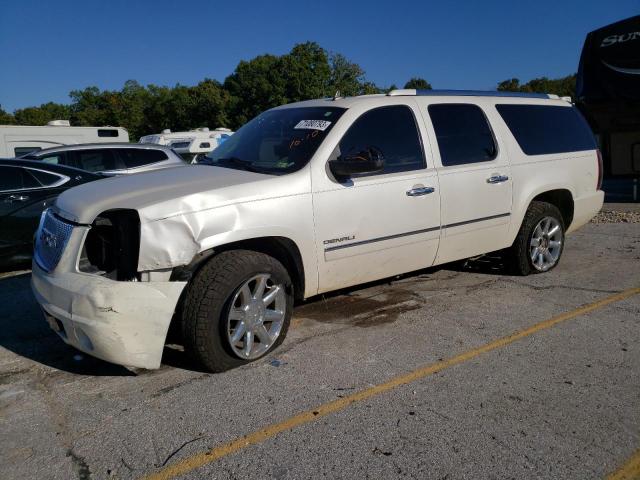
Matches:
[226,274,286,359]
[529,216,563,271]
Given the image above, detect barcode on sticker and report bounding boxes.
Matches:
[294,120,332,131]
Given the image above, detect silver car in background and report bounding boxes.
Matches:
[19,143,186,175]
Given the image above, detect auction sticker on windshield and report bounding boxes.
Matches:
[294,120,332,131]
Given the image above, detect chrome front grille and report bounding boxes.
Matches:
[34,209,74,272]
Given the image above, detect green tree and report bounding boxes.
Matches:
[0,105,15,124]
[497,74,576,99]
[13,102,71,125]
[224,54,288,126]
[115,80,151,139]
[328,53,366,97]
[190,79,232,130]
[6,42,383,135]
[497,78,521,91]
[404,77,432,90]
[281,42,332,101]
[69,86,114,127]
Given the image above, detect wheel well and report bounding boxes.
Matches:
[165,236,306,345]
[174,236,306,302]
[531,189,574,228]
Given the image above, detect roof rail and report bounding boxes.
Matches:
[387,89,554,99]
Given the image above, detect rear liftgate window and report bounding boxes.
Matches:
[496,104,597,155]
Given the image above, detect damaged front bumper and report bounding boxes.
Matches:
[31,262,186,369]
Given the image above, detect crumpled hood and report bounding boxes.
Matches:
[55,165,286,224]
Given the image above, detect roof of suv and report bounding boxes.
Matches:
[24,143,175,156]
[276,89,573,110]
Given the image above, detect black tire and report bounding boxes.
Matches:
[182,250,293,372]
[506,201,565,276]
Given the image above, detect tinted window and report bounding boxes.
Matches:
[336,105,424,174]
[98,129,119,137]
[205,107,346,175]
[116,148,168,169]
[496,104,596,155]
[75,149,121,172]
[428,104,497,166]
[29,169,62,187]
[14,146,42,156]
[0,166,39,191]
[38,153,64,165]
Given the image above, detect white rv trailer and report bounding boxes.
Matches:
[0,120,129,157]
[139,127,233,163]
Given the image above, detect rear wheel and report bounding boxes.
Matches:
[507,201,565,276]
[182,250,293,372]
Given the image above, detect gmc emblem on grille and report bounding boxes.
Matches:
[40,228,57,249]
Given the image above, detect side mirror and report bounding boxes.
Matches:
[329,147,384,179]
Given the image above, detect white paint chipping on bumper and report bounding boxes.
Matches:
[31,262,186,369]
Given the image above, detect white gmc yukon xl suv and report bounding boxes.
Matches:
[31,90,604,372]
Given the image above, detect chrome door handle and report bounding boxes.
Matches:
[4,195,29,202]
[487,175,509,184]
[406,186,435,196]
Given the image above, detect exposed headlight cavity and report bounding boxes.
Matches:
[79,209,141,281]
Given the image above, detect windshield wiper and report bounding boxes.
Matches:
[211,157,271,174]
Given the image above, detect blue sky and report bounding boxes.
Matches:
[1,0,638,112]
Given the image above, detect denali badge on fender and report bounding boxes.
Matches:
[323,235,356,245]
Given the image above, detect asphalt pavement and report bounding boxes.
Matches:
[0,221,638,480]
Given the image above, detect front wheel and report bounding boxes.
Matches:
[507,201,565,276]
[182,250,293,372]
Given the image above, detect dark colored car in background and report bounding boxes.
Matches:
[0,159,104,271]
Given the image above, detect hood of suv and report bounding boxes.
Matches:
[55,165,295,224]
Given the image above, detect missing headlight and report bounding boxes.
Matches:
[79,209,140,281]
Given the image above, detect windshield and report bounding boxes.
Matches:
[202,106,346,174]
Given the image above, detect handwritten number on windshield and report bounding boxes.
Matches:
[289,129,320,149]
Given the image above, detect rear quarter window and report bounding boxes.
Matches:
[496,104,596,155]
[29,169,64,187]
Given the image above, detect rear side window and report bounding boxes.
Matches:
[428,104,497,166]
[496,104,596,155]
[74,149,122,172]
[116,148,168,169]
[37,153,64,165]
[337,105,425,174]
[0,166,40,191]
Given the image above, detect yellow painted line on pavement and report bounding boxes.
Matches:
[607,449,640,480]
[141,287,640,480]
